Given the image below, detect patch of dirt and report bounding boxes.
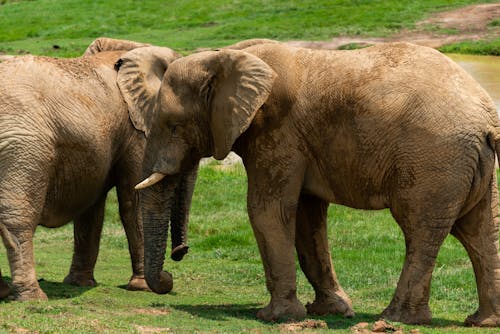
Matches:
[350,320,422,334]
[287,3,500,50]
[133,308,171,315]
[279,319,328,332]
[134,325,172,334]
[419,3,499,32]
[7,328,36,334]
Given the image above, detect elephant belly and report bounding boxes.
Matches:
[41,182,109,228]
[40,152,112,228]
[303,162,388,210]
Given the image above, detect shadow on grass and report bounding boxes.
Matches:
[322,312,463,329]
[172,303,261,321]
[38,279,93,299]
[0,277,93,302]
[172,304,463,329]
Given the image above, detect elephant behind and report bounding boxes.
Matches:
[0,38,188,300]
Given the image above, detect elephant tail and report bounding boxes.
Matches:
[487,129,500,168]
[0,223,18,250]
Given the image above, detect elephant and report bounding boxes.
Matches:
[126,41,500,327]
[0,38,184,300]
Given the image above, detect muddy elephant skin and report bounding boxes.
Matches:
[130,41,500,327]
[0,38,181,300]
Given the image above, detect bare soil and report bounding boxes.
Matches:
[287,3,500,50]
[279,319,328,332]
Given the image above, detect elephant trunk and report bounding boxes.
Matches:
[170,163,199,261]
[141,177,177,294]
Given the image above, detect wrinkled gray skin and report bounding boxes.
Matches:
[0,38,181,300]
[115,47,199,294]
[129,40,500,327]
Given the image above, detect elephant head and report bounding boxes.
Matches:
[83,37,152,56]
[116,46,197,293]
[125,49,276,293]
[134,49,277,170]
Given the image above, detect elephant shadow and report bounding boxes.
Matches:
[171,304,462,329]
[0,277,93,302]
[172,303,261,321]
[38,279,93,299]
[323,312,463,330]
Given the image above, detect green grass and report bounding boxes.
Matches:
[0,163,498,333]
[439,39,500,56]
[0,0,498,56]
[0,1,499,332]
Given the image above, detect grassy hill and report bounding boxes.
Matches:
[0,1,499,333]
[0,0,498,56]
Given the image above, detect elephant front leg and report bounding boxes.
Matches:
[116,184,149,291]
[295,194,354,318]
[63,197,106,287]
[247,193,306,321]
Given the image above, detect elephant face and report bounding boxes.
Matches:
[116,46,192,293]
[137,50,277,187]
[123,49,276,294]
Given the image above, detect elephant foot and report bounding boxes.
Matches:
[464,310,500,327]
[381,301,431,325]
[63,272,97,287]
[256,296,306,322]
[14,286,48,301]
[0,278,10,299]
[306,290,355,317]
[127,275,151,291]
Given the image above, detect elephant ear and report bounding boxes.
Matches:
[208,50,277,159]
[83,37,151,56]
[116,46,181,136]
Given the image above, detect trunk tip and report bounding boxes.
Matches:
[146,270,173,294]
[171,244,189,262]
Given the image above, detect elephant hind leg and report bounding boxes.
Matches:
[0,219,46,300]
[295,194,354,318]
[383,205,456,325]
[0,269,10,299]
[451,175,500,327]
[63,196,106,287]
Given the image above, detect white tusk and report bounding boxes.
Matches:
[135,172,166,190]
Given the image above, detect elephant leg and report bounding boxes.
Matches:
[246,166,307,321]
[0,220,46,300]
[295,194,354,317]
[382,207,454,324]
[248,199,306,321]
[451,176,500,327]
[63,196,106,287]
[0,269,10,299]
[116,183,149,291]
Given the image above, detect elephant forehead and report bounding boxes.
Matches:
[158,86,186,117]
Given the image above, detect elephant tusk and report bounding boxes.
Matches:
[135,172,166,190]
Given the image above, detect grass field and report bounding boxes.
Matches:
[0,0,499,333]
[0,0,498,56]
[0,164,498,333]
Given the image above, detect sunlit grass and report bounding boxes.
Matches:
[0,164,498,333]
[0,0,497,56]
